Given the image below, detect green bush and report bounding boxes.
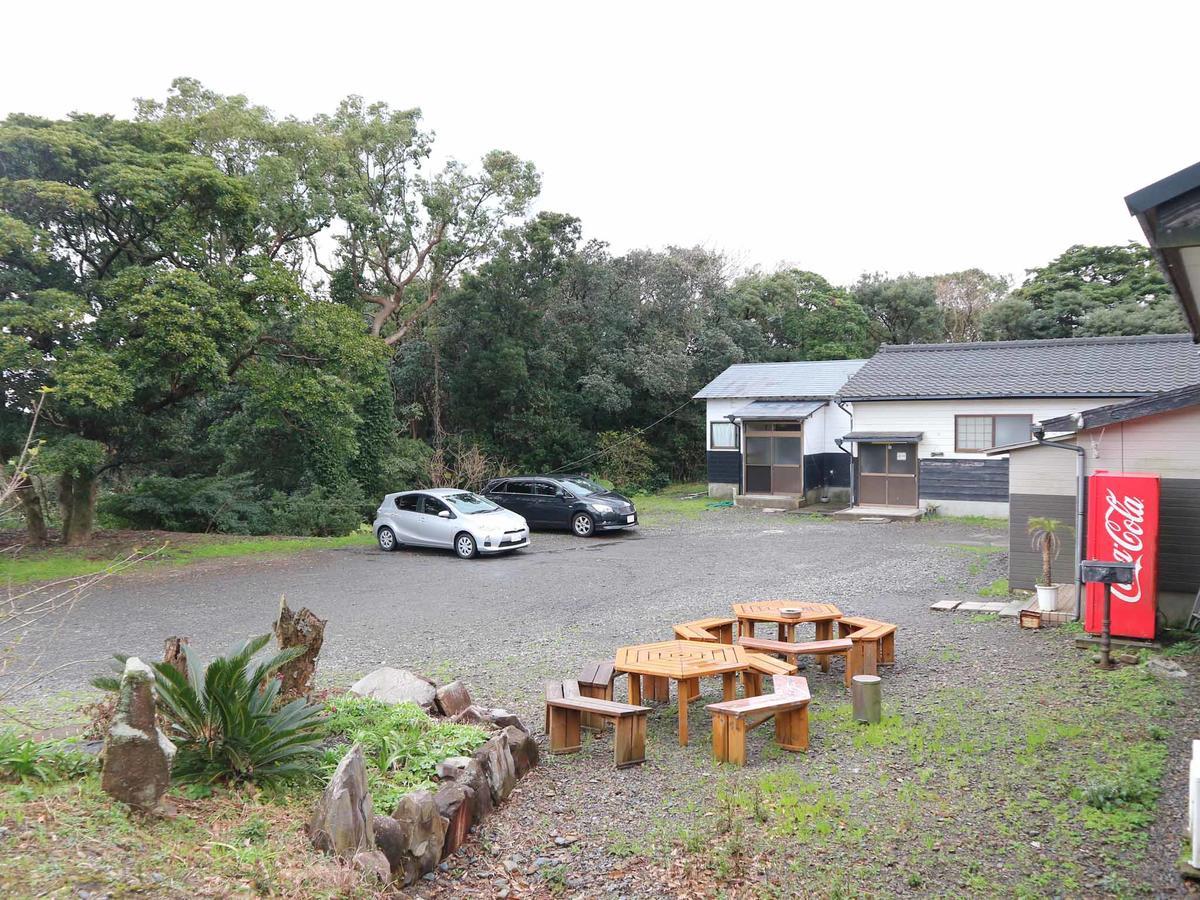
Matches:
[151,634,325,786]
[595,430,659,494]
[266,484,364,536]
[0,730,96,783]
[98,473,268,534]
[321,696,488,811]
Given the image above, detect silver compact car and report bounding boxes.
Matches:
[373,488,529,559]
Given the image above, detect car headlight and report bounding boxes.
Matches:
[590,503,614,514]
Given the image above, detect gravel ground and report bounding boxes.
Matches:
[11,508,1198,897]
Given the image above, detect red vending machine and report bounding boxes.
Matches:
[1085,470,1160,640]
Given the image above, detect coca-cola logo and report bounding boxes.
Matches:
[1103,489,1144,604]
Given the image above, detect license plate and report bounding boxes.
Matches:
[510,534,523,542]
[626,514,635,523]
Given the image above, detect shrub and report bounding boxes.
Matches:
[266,484,364,536]
[321,696,488,811]
[595,430,658,494]
[151,634,325,786]
[99,473,268,534]
[0,729,96,783]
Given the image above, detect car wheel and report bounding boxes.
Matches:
[377,526,399,552]
[571,512,595,537]
[454,532,478,559]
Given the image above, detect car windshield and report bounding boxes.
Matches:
[559,477,607,498]
[443,492,500,514]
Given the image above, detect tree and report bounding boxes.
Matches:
[314,98,540,345]
[851,273,944,345]
[982,244,1186,340]
[935,269,1009,342]
[730,269,873,359]
[0,88,385,544]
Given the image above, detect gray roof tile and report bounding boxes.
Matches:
[694,359,867,400]
[837,334,1200,400]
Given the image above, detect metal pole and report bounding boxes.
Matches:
[1099,583,1113,669]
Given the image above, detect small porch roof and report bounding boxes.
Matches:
[839,431,924,443]
[728,399,825,420]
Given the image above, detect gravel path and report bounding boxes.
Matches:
[12,509,1197,897]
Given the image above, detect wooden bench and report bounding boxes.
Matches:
[740,651,798,697]
[705,674,810,766]
[672,616,736,644]
[545,680,649,768]
[577,659,617,731]
[836,616,898,676]
[736,636,858,687]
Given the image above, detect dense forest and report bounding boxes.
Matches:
[0,80,1187,542]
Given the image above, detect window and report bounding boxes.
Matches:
[444,492,498,515]
[488,481,508,493]
[505,481,533,495]
[710,421,738,450]
[420,496,451,516]
[532,483,558,496]
[955,414,1033,452]
[395,494,420,512]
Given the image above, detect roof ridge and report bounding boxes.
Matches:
[725,359,868,367]
[876,333,1191,353]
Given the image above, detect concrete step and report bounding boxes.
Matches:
[736,494,805,510]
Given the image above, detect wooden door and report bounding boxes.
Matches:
[857,443,917,507]
[743,423,804,495]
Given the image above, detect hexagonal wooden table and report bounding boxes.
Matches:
[615,640,794,746]
[732,601,843,672]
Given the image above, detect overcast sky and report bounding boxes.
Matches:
[6,1,1199,286]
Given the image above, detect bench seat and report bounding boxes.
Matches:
[836,616,898,675]
[672,616,737,644]
[736,636,858,687]
[705,674,811,765]
[545,680,649,768]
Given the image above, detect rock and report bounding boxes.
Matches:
[309,744,374,858]
[100,657,175,813]
[352,849,391,883]
[386,789,449,885]
[1147,658,1188,678]
[500,725,538,778]
[434,781,473,857]
[1117,652,1140,665]
[435,680,473,718]
[483,708,529,734]
[348,667,437,708]
[451,705,528,734]
[438,756,494,821]
[473,735,517,804]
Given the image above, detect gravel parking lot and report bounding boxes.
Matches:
[19,508,1199,898]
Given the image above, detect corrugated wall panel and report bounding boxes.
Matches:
[920,458,1010,502]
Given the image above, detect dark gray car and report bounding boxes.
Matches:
[482,475,637,536]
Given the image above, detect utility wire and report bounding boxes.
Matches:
[547,396,697,475]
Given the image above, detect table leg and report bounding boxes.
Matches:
[676,678,689,746]
[816,620,832,672]
[722,672,736,702]
[785,622,796,643]
[685,677,701,703]
[777,623,786,641]
[628,673,641,706]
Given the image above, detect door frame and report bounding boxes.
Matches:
[855,442,919,508]
[742,421,805,496]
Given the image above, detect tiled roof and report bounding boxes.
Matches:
[837,334,1200,400]
[694,359,867,400]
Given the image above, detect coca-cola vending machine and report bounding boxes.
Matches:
[1085,470,1160,640]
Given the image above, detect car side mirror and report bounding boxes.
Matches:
[437,510,451,519]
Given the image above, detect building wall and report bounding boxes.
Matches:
[1003,404,1200,626]
[848,397,1132,513]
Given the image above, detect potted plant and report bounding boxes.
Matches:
[1028,517,1066,612]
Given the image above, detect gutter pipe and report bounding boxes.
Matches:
[1033,424,1086,620]
[834,400,856,506]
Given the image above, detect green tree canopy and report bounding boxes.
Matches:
[730,269,872,359]
[852,273,944,345]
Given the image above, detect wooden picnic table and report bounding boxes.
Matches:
[614,640,795,746]
[731,601,844,672]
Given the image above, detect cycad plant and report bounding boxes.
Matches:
[150,634,325,785]
[1028,517,1065,587]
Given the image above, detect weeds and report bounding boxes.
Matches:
[0,730,95,783]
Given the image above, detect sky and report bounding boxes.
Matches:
[5,1,1200,287]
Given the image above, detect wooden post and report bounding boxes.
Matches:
[852,675,882,725]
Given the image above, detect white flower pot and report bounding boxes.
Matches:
[1035,584,1058,612]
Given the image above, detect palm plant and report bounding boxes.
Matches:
[1028,517,1065,587]
[150,634,325,785]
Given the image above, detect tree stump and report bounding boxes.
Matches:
[273,596,326,700]
[162,637,189,680]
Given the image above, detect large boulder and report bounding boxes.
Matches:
[438,755,493,820]
[100,657,175,813]
[501,725,539,778]
[352,849,391,884]
[348,667,437,709]
[383,790,448,885]
[473,735,517,805]
[309,744,374,858]
[434,680,473,718]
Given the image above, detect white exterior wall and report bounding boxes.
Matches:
[704,398,845,453]
[1081,404,1200,477]
[704,399,746,450]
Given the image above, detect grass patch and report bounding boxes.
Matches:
[925,514,1008,530]
[979,577,1010,597]
[0,530,374,586]
[633,483,718,524]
